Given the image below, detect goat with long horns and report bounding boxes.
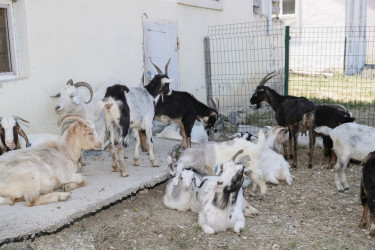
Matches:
[250,72,316,168]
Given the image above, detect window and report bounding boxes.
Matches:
[0,1,17,80]
[280,0,295,15]
[178,0,223,11]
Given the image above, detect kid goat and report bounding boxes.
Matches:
[250,72,315,168]
[100,59,173,177]
[0,114,102,206]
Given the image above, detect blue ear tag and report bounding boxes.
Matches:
[214,165,219,174]
[147,71,152,80]
[28,142,32,147]
[253,89,257,92]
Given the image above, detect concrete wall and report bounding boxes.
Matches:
[0,0,253,134]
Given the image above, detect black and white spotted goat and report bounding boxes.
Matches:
[99,59,173,177]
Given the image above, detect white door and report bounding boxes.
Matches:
[143,19,179,90]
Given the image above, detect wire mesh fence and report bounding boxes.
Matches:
[289,26,375,125]
[205,21,375,133]
[204,19,285,134]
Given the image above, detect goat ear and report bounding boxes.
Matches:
[17,127,30,148]
[72,96,81,105]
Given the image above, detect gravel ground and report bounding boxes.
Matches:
[1,146,375,250]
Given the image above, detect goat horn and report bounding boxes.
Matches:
[74,82,94,104]
[149,58,163,75]
[208,97,217,110]
[12,116,30,124]
[258,72,277,87]
[60,114,86,127]
[164,58,171,76]
[66,79,74,86]
[17,127,30,148]
[231,149,244,161]
[50,93,61,98]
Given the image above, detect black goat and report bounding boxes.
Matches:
[359,151,375,237]
[315,104,355,167]
[250,72,315,168]
[153,91,219,149]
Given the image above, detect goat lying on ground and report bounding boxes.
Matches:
[172,130,292,197]
[250,72,315,168]
[163,167,202,212]
[188,151,247,234]
[0,116,30,155]
[0,114,102,206]
[314,104,355,167]
[359,151,375,237]
[51,79,118,149]
[99,59,173,177]
[315,123,375,192]
[232,132,258,143]
[264,126,323,155]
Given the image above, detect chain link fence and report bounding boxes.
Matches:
[205,20,375,133]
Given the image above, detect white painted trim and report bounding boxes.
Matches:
[0,0,19,81]
[178,0,223,11]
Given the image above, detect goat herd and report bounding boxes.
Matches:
[0,64,375,237]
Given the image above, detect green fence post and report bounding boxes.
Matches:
[284,26,290,96]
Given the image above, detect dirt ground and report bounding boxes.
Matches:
[2,146,375,250]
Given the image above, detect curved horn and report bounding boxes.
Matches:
[164,58,171,76]
[12,116,30,124]
[209,97,217,110]
[74,82,94,104]
[231,149,244,161]
[60,114,86,127]
[258,72,277,87]
[149,58,163,75]
[66,79,74,86]
[51,93,61,98]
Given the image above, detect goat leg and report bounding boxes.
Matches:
[117,142,129,177]
[308,126,314,169]
[139,130,149,152]
[360,186,368,229]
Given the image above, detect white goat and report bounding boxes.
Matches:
[99,61,173,177]
[315,123,375,192]
[163,167,202,212]
[0,114,102,206]
[189,153,247,234]
[173,130,292,197]
[51,79,117,148]
[0,116,30,155]
[264,126,323,156]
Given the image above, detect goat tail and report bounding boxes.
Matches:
[314,126,332,136]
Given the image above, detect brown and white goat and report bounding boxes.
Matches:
[0,116,30,155]
[0,114,102,206]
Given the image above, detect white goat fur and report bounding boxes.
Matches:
[174,130,292,196]
[20,133,61,148]
[163,169,201,212]
[0,116,102,206]
[264,126,323,155]
[189,160,247,234]
[53,80,118,149]
[315,123,375,192]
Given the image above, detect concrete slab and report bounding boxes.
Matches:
[0,138,178,244]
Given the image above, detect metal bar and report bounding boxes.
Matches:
[284,26,290,96]
[204,36,213,106]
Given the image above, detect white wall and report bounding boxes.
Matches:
[0,0,253,134]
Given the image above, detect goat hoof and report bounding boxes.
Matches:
[152,164,159,168]
[120,171,129,177]
[112,166,118,172]
[289,155,293,159]
[344,187,350,191]
[133,159,140,166]
[359,223,367,229]
[292,164,297,168]
[338,189,345,193]
[308,164,313,169]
